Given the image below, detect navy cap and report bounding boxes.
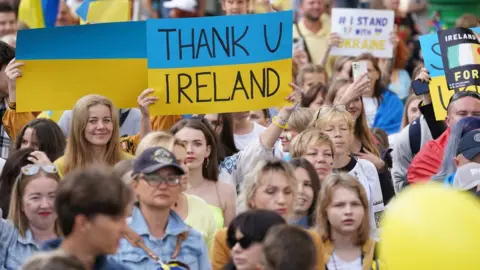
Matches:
[457,129,480,160]
[132,147,185,176]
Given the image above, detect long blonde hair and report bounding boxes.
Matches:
[316,173,370,245]
[8,170,61,237]
[64,95,122,175]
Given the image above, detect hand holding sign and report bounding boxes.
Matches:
[328,32,342,48]
[5,58,24,85]
[137,88,159,117]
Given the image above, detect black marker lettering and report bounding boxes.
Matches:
[232,26,249,56]
[266,68,280,97]
[195,72,212,103]
[231,71,249,100]
[250,69,265,99]
[212,27,230,57]
[177,73,193,103]
[158,29,176,60]
[430,43,443,71]
[196,29,213,59]
[263,22,283,53]
[213,72,230,102]
[178,29,195,60]
[165,74,171,104]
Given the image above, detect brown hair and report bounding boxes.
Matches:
[290,127,334,159]
[8,168,62,237]
[402,94,422,128]
[55,166,132,236]
[333,56,354,77]
[325,79,380,157]
[64,95,122,175]
[262,225,317,270]
[136,131,186,156]
[171,119,219,181]
[316,173,370,245]
[455,13,479,28]
[354,53,384,101]
[301,83,328,108]
[296,64,328,89]
[288,107,315,133]
[21,250,85,270]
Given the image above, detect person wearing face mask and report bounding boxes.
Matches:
[0,164,61,269]
[317,173,381,270]
[289,158,321,228]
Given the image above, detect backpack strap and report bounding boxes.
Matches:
[294,23,312,63]
[123,227,162,263]
[409,118,421,156]
[172,230,189,259]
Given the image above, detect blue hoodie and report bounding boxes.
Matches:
[42,239,131,270]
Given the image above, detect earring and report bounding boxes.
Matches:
[204,157,210,168]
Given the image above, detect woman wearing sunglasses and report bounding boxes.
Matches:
[211,159,325,270]
[114,147,210,270]
[224,210,285,270]
[0,163,61,269]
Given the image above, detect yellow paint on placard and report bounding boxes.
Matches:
[148,59,292,115]
[338,39,386,50]
[429,76,480,120]
[17,59,147,112]
[87,0,130,23]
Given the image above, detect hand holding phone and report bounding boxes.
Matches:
[411,80,430,96]
[352,61,368,81]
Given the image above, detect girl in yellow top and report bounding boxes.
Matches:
[54,95,133,177]
[317,173,379,270]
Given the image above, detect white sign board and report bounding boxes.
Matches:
[330,8,395,58]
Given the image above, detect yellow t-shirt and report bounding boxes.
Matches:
[184,194,218,249]
[293,14,336,76]
[54,152,133,178]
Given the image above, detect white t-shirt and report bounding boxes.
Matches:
[234,123,283,157]
[362,97,378,128]
[326,254,362,270]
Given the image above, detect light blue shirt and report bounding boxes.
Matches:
[0,219,41,270]
[112,207,211,270]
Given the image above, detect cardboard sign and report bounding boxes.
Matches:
[438,28,480,90]
[16,12,292,115]
[419,27,480,120]
[146,11,293,115]
[330,8,394,58]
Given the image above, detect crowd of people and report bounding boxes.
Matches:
[0,0,479,269]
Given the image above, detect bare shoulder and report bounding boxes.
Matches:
[217,181,236,197]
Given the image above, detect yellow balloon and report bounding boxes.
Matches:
[379,183,480,270]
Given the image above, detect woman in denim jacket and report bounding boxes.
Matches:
[113,147,211,270]
[0,164,61,269]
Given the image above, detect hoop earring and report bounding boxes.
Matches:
[204,157,210,168]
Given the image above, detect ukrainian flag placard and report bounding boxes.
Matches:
[146,11,293,115]
[419,26,480,120]
[16,22,147,112]
[76,0,131,24]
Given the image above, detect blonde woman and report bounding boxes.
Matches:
[210,159,325,270]
[281,107,315,159]
[311,107,384,237]
[54,95,132,177]
[0,164,61,269]
[134,131,217,248]
[290,127,335,181]
[317,173,379,269]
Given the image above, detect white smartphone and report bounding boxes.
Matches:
[352,61,368,81]
[293,37,305,52]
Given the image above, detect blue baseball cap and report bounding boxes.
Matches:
[457,129,480,160]
[133,147,185,176]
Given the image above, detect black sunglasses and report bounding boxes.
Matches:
[227,235,253,249]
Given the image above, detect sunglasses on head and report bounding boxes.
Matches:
[21,164,58,176]
[227,234,253,249]
[314,104,347,122]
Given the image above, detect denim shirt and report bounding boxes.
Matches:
[112,207,211,270]
[0,219,41,270]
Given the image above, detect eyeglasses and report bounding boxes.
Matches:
[21,164,58,176]
[137,174,180,187]
[227,235,253,249]
[448,91,480,106]
[314,104,348,122]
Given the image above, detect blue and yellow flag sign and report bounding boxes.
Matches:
[419,27,480,120]
[146,11,293,115]
[16,22,147,112]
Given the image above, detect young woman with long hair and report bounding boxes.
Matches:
[317,173,380,269]
[54,95,131,177]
